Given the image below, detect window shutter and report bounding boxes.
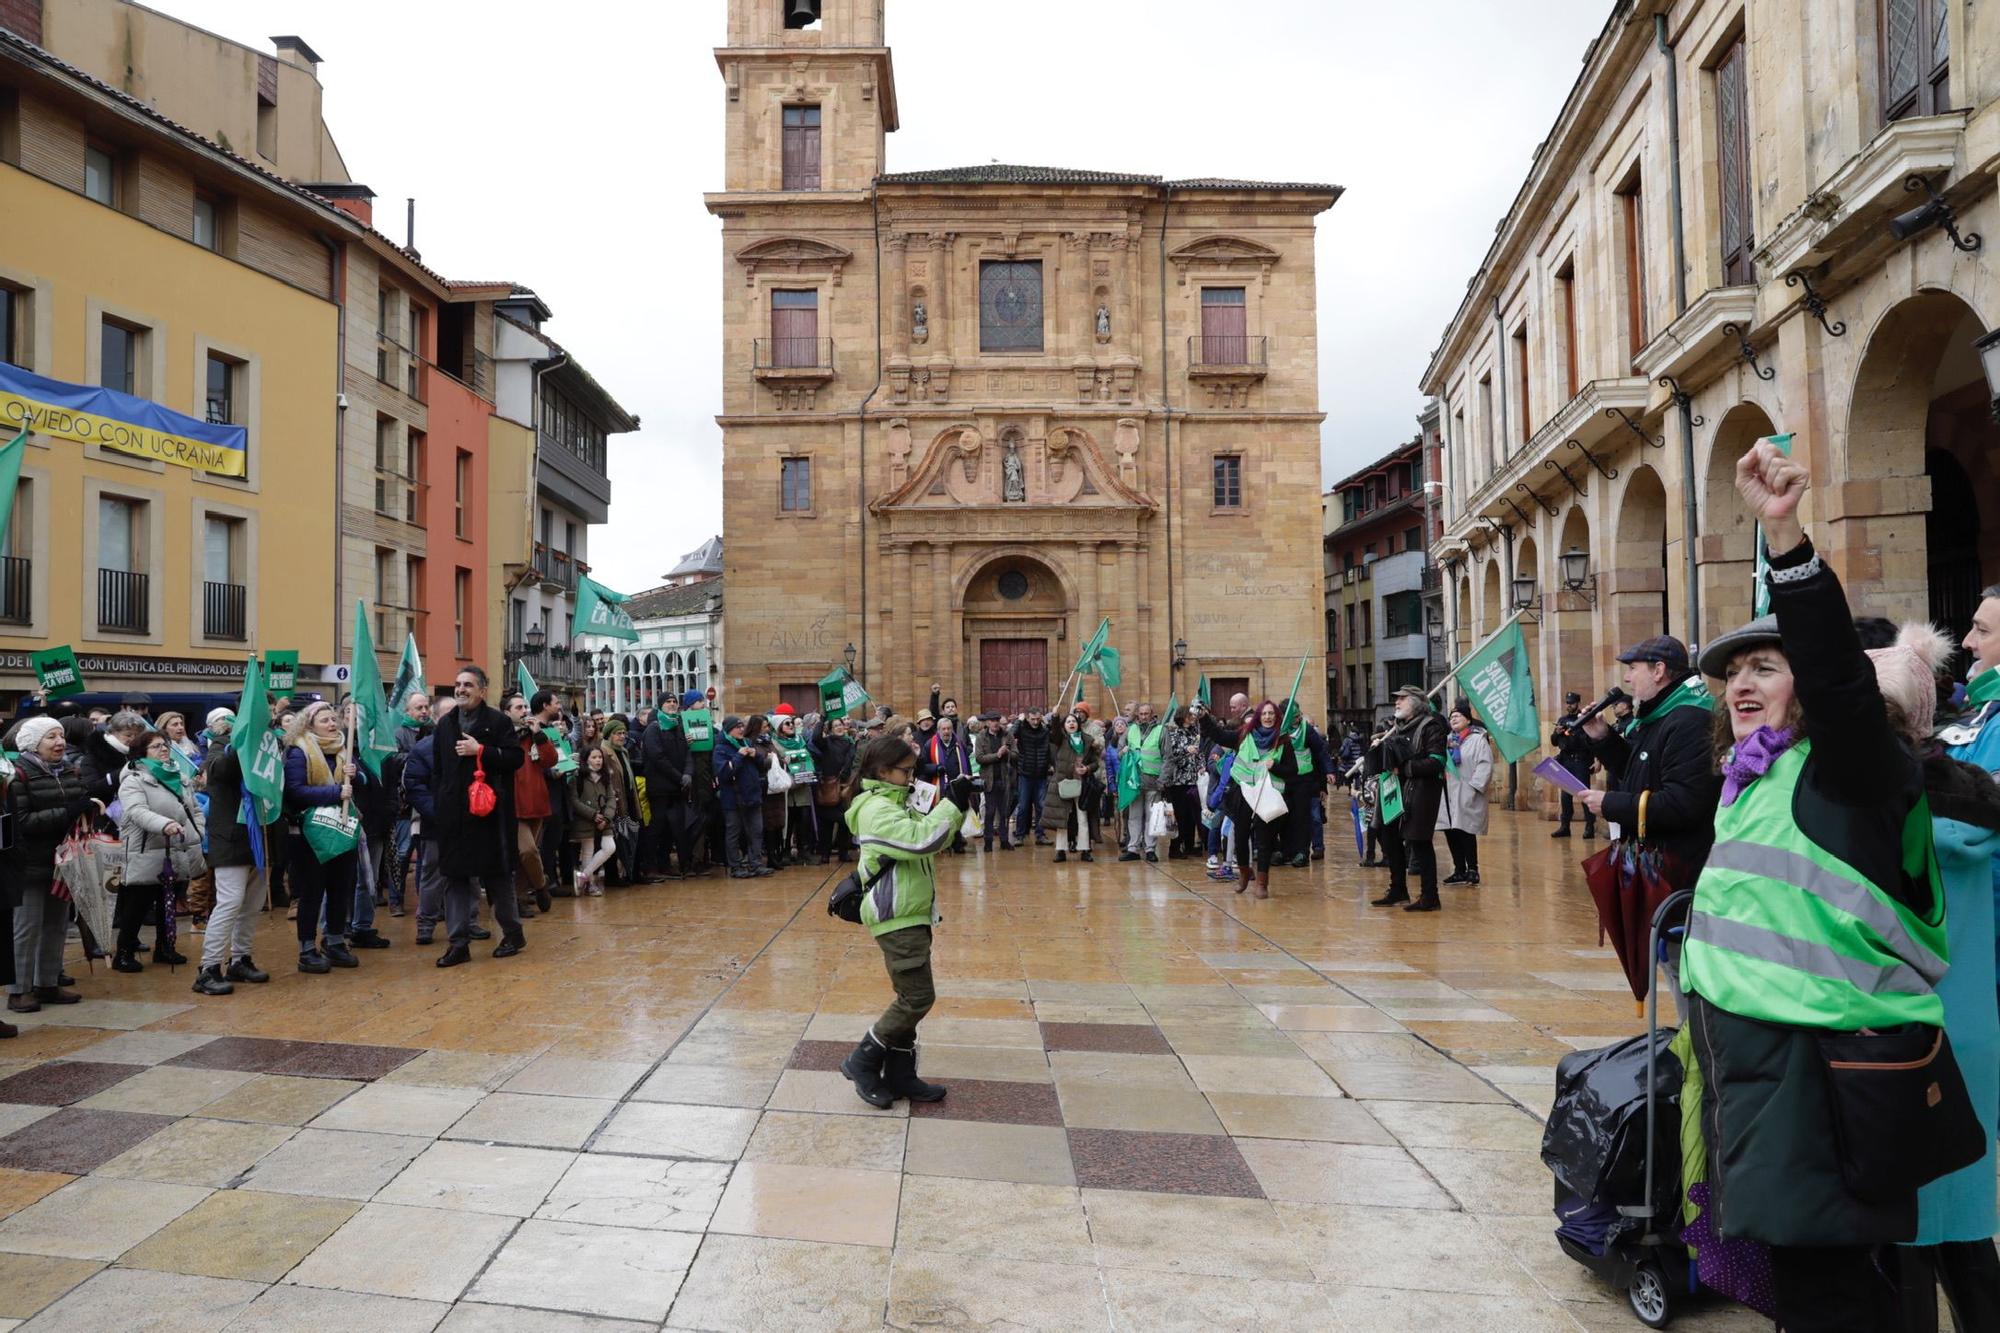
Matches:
[1717,38,1755,285]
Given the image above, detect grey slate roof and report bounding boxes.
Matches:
[667,536,724,579]
[622,579,723,622]
[876,165,1339,193]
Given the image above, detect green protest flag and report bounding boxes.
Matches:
[1069,617,1110,677]
[1751,432,1796,617]
[575,575,640,642]
[1117,746,1143,811]
[0,426,26,556]
[517,659,538,704]
[30,645,85,700]
[232,655,286,826]
[1453,619,1541,764]
[389,633,426,724]
[1197,675,1211,708]
[264,650,298,696]
[1277,653,1309,738]
[1163,692,1179,728]
[818,666,870,720]
[349,601,394,780]
[544,726,578,776]
[1092,643,1123,690]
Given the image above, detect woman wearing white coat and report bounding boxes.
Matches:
[1440,702,1493,886]
[114,730,207,972]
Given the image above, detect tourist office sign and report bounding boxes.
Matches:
[0,361,249,477]
[0,651,249,682]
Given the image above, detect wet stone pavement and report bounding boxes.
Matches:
[0,811,1772,1330]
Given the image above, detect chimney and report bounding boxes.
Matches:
[0,1,46,46]
[301,182,375,226]
[405,198,418,260]
[270,35,323,74]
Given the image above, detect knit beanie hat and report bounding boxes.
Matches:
[680,690,704,709]
[15,716,62,753]
[1865,622,1952,745]
[206,708,236,731]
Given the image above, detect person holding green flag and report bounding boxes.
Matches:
[1118,700,1169,862]
[1222,698,1302,900]
[1575,632,1720,876]
[1371,685,1451,913]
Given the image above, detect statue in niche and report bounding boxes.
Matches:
[1002,440,1026,502]
[1095,303,1112,343]
[911,301,928,344]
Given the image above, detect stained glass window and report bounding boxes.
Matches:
[979,260,1044,351]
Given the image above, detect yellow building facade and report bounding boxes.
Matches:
[0,28,342,698]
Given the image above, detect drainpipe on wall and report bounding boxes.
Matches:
[857,183,884,686]
[1490,295,1519,811]
[316,232,345,664]
[1658,11,1701,648]
[1158,184,1176,704]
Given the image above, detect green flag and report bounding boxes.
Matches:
[818,666,870,720]
[1197,675,1211,708]
[575,575,640,642]
[1092,644,1123,690]
[1163,692,1180,729]
[1277,653,1309,738]
[350,601,394,780]
[1117,745,1143,811]
[1454,620,1541,763]
[231,654,286,826]
[0,426,26,556]
[389,633,425,725]
[517,659,538,705]
[1069,617,1110,677]
[1751,432,1796,617]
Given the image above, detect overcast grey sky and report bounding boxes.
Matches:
[157,0,1610,593]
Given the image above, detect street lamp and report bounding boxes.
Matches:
[1560,546,1591,591]
[843,642,857,673]
[1511,573,1538,611]
[595,645,614,674]
[1425,605,1444,643]
[1976,327,2000,423]
[1171,638,1188,669]
[523,623,545,652]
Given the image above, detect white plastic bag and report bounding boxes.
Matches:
[766,759,794,794]
[1145,799,1171,840]
[962,803,984,838]
[1243,775,1288,823]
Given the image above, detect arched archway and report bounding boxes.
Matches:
[1513,533,1543,769]
[959,551,1070,716]
[1845,292,2000,615]
[1553,505,1597,722]
[1455,571,1474,663]
[1699,402,1778,643]
[1609,465,1670,668]
[1480,556,1502,638]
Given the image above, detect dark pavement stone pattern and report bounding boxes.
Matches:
[1039,1022,1176,1055]
[909,1077,1063,1127]
[1066,1127,1267,1199]
[0,1108,176,1173]
[0,1060,139,1107]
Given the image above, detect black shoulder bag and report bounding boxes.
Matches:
[828,855,890,924]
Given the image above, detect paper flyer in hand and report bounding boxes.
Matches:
[1532,756,1590,797]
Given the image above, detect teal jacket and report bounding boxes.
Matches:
[844,778,964,937]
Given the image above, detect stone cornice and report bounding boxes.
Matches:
[1754,112,1970,277]
[1632,284,1759,383]
[1442,376,1651,541]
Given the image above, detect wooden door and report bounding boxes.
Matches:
[1210,676,1251,722]
[777,683,819,717]
[1199,287,1247,364]
[980,639,1048,717]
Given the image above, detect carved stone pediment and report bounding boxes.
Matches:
[734,236,855,286]
[1166,234,1280,285]
[871,421,1155,513]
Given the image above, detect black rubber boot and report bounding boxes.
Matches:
[191,966,234,996]
[840,1031,894,1109]
[883,1043,946,1103]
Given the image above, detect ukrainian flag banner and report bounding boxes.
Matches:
[0,361,249,477]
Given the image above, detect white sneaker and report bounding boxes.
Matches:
[1205,855,1219,870]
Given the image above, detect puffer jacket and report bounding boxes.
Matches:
[1012,718,1052,779]
[715,740,769,810]
[117,764,205,886]
[203,745,257,870]
[845,778,965,936]
[6,753,89,897]
[567,771,621,843]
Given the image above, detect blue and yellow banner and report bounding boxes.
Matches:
[0,361,248,477]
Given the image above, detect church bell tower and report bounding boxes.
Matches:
[718,0,898,194]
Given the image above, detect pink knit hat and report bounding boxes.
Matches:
[1865,623,1952,745]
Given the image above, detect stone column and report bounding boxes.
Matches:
[1064,232,1091,362]
[1116,232,1139,358]
[1118,540,1143,704]
[885,232,910,355]
[932,541,952,695]
[889,540,913,709]
[1076,542,1098,702]
[927,235,952,355]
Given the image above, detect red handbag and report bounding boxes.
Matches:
[467,752,497,818]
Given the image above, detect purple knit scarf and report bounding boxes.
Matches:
[1719,725,1797,806]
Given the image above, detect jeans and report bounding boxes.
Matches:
[350,829,377,933]
[1012,774,1046,841]
[202,865,266,970]
[414,837,449,934]
[445,874,520,948]
[11,881,68,993]
[389,817,413,908]
[287,832,353,949]
[723,803,764,872]
[1309,796,1326,853]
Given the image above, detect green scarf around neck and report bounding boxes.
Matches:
[142,757,184,794]
[1067,732,1085,753]
[1969,667,2000,709]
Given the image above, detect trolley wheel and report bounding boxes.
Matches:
[1626,1259,1674,1328]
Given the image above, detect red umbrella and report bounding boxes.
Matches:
[1578,792,1685,1001]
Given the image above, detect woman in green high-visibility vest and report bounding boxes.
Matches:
[1224,699,1299,899]
[1682,439,1974,1329]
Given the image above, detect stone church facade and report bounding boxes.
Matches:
[708,0,1339,717]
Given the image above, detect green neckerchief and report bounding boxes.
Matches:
[1066,732,1085,754]
[657,712,682,732]
[1968,668,2000,709]
[1623,675,1712,738]
[142,757,184,795]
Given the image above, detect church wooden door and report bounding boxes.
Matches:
[979,639,1048,717]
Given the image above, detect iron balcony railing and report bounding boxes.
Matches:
[98,568,148,634]
[0,556,28,625]
[753,337,834,371]
[203,581,247,641]
[1187,334,1267,367]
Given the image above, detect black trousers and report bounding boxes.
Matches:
[1383,827,1438,902]
[981,774,1014,848]
[1230,811,1283,874]
[1899,1241,2000,1333]
[1557,788,1596,834]
[1442,828,1479,877]
[114,879,170,954]
[285,833,353,947]
[1166,785,1201,855]
[1771,1244,1902,1332]
[816,799,853,859]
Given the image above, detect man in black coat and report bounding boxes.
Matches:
[77,710,147,813]
[1010,711,1052,845]
[1373,686,1450,912]
[641,692,694,879]
[1549,691,1597,839]
[427,666,526,967]
[1579,635,1720,882]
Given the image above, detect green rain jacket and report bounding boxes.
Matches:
[844,778,966,937]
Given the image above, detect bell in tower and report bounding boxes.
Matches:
[785,0,822,29]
